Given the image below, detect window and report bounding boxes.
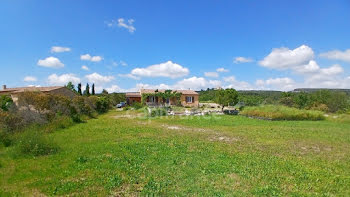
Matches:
[186,96,193,103]
[149,96,155,102]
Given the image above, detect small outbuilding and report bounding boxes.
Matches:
[0,85,76,104]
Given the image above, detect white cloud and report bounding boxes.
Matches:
[105,85,122,93]
[204,72,219,78]
[256,45,350,89]
[259,45,314,70]
[223,76,254,90]
[173,77,218,90]
[81,65,89,71]
[234,57,253,64]
[117,18,136,33]
[320,49,350,62]
[23,76,37,82]
[51,46,71,53]
[131,77,221,91]
[85,72,114,84]
[112,61,118,67]
[48,74,80,86]
[216,68,229,72]
[120,61,127,66]
[118,74,140,80]
[106,18,136,33]
[37,56,64,68]
[320,64,343,75]
[80,54,103,62]
[208,80,222,88]
[131,61,189,79]
[80,54,91,61]
[136,83,171,90]
[303,64,345,88]
[294,60,320,74]
[111,60,127,67]
[255,77,296,91]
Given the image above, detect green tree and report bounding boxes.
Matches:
[294,93,309,109]
[102,89,108,95]
[65,82,76,93]
[327,92,349,113]
[215,88,239,111]
[77,83,82,95]
[84,83,90,96]
[92,83,95,95]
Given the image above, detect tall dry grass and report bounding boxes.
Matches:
[241,105,325,121]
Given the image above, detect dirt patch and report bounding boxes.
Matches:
[167,126,181,130]
[134,122,241,144]
[113,114,144,119]
[209,136,239,143]
[113,115,134,119]
[160,124,217,133]
[300,145,332,153]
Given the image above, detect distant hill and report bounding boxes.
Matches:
[293,88,350,93]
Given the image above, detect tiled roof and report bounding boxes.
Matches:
[139,89,198,95]
[125,92,141,97]
[176,90,199,95]
[0,86,64,94]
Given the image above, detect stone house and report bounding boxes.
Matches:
[126,89,199,107]
[0,85,76,105]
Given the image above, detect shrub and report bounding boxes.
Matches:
[107,93,126,106]
[16,130,59,156]
[17,108,47,126]
[0,95,13,111]
[95,96,110,113]
[17,92,51,115]
[0,91,112,140]
[123,106,131,111]
[279,97,294,107]
[132,102,143,110]
[68,105,82,123]
[0,131,13,147]
[149,108,167,117]
[241,105,325,121]
[0,111,23,132]
[76,156,89,163]
[294,93,309,109]
[43,116,74,133]
[309,103,329,112]
[72,96,94,117]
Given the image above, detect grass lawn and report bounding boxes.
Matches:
[1,110,350,196]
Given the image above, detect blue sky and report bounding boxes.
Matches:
[1,0,350,92]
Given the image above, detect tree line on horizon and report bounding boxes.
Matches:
[65,82,109,96]
[199,88,350,113]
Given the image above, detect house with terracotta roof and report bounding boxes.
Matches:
[0,85,76,104]
[126,89,199,107]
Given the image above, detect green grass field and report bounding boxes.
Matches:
[1,110,350,196]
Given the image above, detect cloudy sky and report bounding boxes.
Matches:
[1,0,350,92]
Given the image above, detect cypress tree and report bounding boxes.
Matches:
[92,83,95,95]
[77,83,82,95]
[85,83,90,96]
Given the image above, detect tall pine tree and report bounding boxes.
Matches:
[85,83,90,96]
[77,83,82,95]
[92,83,95,95]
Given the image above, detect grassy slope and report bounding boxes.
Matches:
[0,111,350,196]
